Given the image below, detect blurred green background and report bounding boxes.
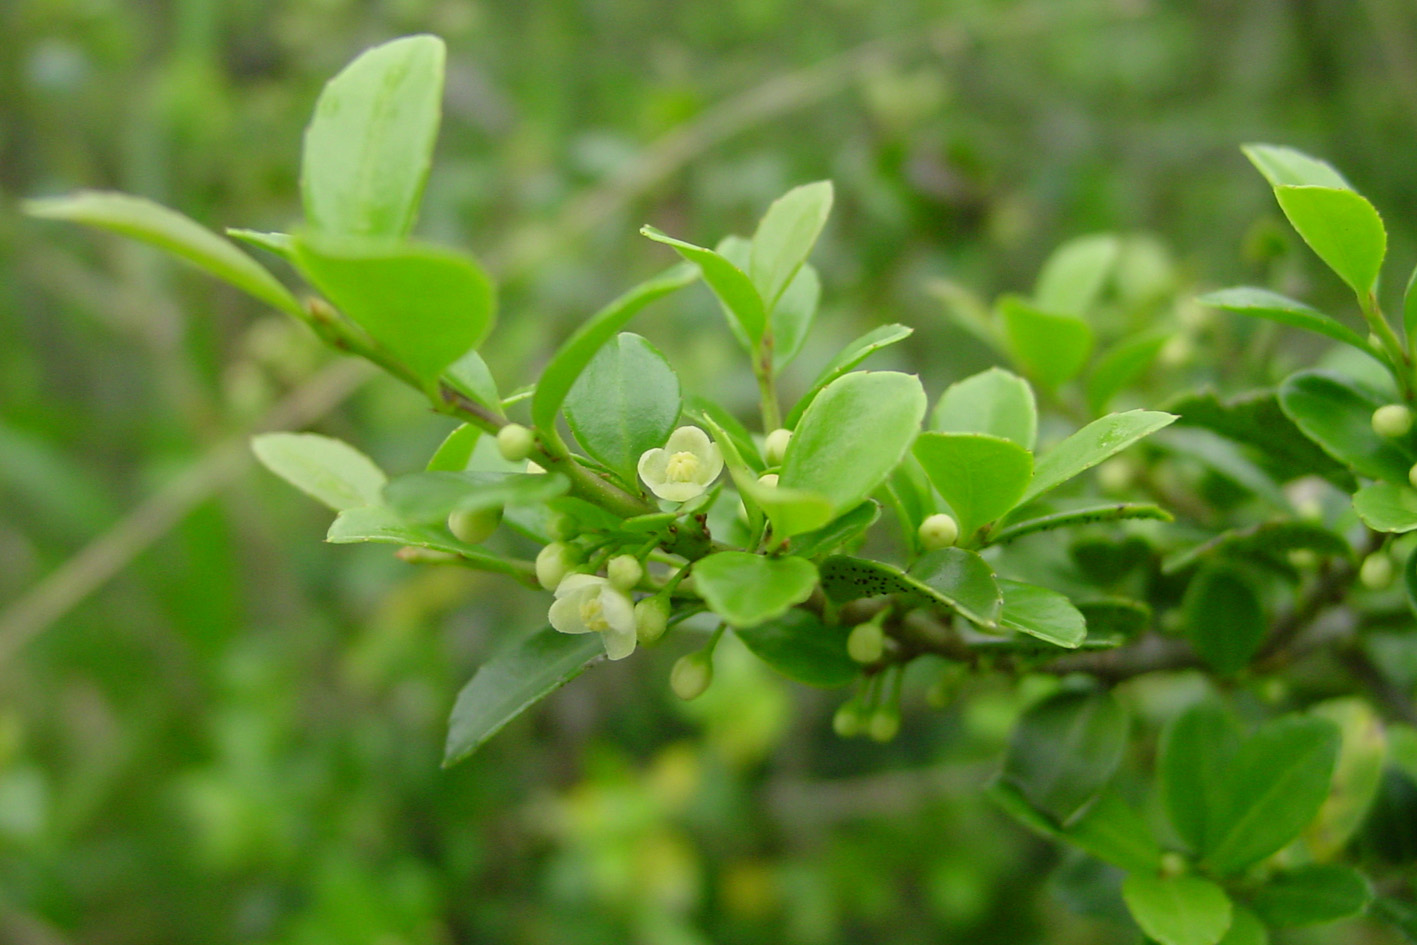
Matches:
[3,0,1416,941]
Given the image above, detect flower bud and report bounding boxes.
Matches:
[607,554,644,592]
[448,505,502,545]
[1373,404,1414,439]
[670,649,714,701]
[635,595,670,645]
[917,513,959,551]
[848,620,885,664]
[764,428,793,465]
[535,541,578,590]
[497,423,535,462]
[867,706,900,743]
[1159,852,1188,879]
[832,701,863,738]
[1360,552,1395,590]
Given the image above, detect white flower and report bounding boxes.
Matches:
[637,426,724,502]
[548,574,638,660]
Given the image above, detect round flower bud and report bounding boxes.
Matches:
[536,542,578,590]
[832,702,863,738]
[764,428,793,465]
[497,423,535,462]
[635,595,671,645]
[1159,852,1188,879]
[918,513,959,551]
[1373,404,1414,439]
[848,620,885,664]
[607,554,644,592]
[867,706,900,743]
[670,650,714,701]
[448,505,502,545]
[1360,552,1395,590]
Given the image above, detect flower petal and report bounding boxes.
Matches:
[666,425,713,456]
[598,586,636,634]
[553,573,605,598]
[638,447,670,485]
[698,441,724,483]
[601,621,637,660]
[548,596,591,634]
[650,480,706,502]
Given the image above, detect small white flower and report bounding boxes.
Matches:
[548,574,638,660]
[637,426,724,502]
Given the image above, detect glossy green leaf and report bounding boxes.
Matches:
[1001,689,1129,826]
[1087,332,1169,415]
[769,262,819,372]
[1000,294,1094,388]
[1217,908,1269,945]
[427,424,482,472]
[251,432,386,511]
[24,191,302,317]
[533,264,697,431]
[750,180,833,309]
[991,503,1171,544]
[1243,143,1352,190]
[301,35,445,238]
[998,580,1086,648]
[443,626,604,766]
[914,433,1033,536]
[785,323,914,426]
[692,552,818,627]
[1278,370,1412,482]
[1122,873,1233,945]
[819,550,1001,628]
[931,367,1037,449]
[293,235,495,384]
[383,471,569,524]
[1022,409,1177,504]
[733,609,856,688]
[789,500,880,558]
[1160,700,1245,855]
[564,332,681,482]
[1204,715,1341,875]
[1354,482,1417,533]
[1035,233,1120,317]
[326,506,532,580]
[1249,864,1371,928]
[443,350,503,418]
[1183,567,1266,675]
[780,371,926,517]
[698,412,832,538]
[641,225,766,343]
[1198,287,1373,354]
[1274,185,1386,295]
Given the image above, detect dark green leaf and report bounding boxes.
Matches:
[1278,370,1412,482]
[998,580,1086,648]
[1023,410,1177,503]
[913,432,1033,536]
[1163,520,1351,575]
[931,367,1038,449]
[1122,873,1233,945]
[692,552,818,627]
[1074,598,1150,642]
[1160,701,1245,854]
[991,503,1172,544]
[1064,787,1163,871]
[1183,567,1267,675]
[1001,689,1129,826]
[789,500,880,558]
[251,432,386,511]
[1000,294,1094,388]
[820,550,1002,628]
[785,323,913,426]
[1167,387,1352,487]
[1249,865,1371,928]
[564,332,681,483]
[1217,907,1269,945]
[1198,286,1374,354]
[734,609,856,688]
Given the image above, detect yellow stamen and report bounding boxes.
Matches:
[579,595,610,632]
[665,451,701,483]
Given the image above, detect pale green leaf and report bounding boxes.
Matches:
[1022,410,1177,504]
[251,432,386,511]
[931,367,1037,449]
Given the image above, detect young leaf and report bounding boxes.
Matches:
[251,432,386,511]
[769,262,820,373]
[1087,332,1169,415]
[1197,287,1374,354]
[293,235,495,384]
[1353,482,1417,533]
[443,350,504,418]
[226,228,296,260]
[1022,409,1177,504]
[427,424,482,472]
[301,35,445,238]
[913,433,1033,536]
[785,323,913,426]
[1122,873,1233,945]
[931,367,1038,449]
[532,263,697,431]
[24,191,303,318]
[564,332,682,483]
[1160,700,1245,855]
[733,609,856,688]
[998,580,1086,648]
[1183,567,1267,675]
[1248,864,1372,928]
[1001,689,1129,826]
[780,371,926,518]
[691,552,818,627]
[1242,143,1352,190]
[1034,233,1120,317]
[382,471,569,524]
[1000,294,1094,388]
[1278,370,1413,483]
[749,180,834,309]
[1273,185,1386,296]
[443,626,604,767]
[641,226,766,343]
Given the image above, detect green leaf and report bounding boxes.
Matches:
[226,227,295,261]
[697,412,832,538]
[1160,700,1245,855]
[1199,286,1374,354]
[427,424,482,472]
[913,433,1033,536]
[785,323,913,427]
[1407,547,1417,619]
[382,471,569,524]
[1162,519,1352,575]
[293,235,495,384]
[1279,370,1413,483]
[641,225,766,343]
[1274,185,1386,296]
[780,371,926,517]
[1204,715,1341,875]
[1001,689,1129,826]
[770,263,819,373]
[1122,873,1233,945]
[325,506,531,580]
[1374,898,1417,943]
[1035,233,1120,317]
[443,350,503,418]
[1168,387,1351,487]
[1249,865,1371,928]
[819,550,1001,627]
[1065,788,1163,872]
[1000,294,1094,388]
[733,609,856,688]
[998,580,1086,648]
[691,552,818,627]
[1217,908,1269,945]
[750,180,833,309]
[1306,699,1388,859]
[788,500,880,559]
[1405,263,1417,341]
[1023,409,1177,504]
[533,264,698,431]
[24,191,302,317]
[1075,598,1151,642]
[931,367,1038,449]
[443,626,604,766]
[251,432,386,511]
[564,332,681,483]
[688,395,763,471]
[1354,482,1417,533]
[1243,143,1352,190]
[301,35,445,238]
[1087,332,1169,415]
[1183,567,1267,675]
[991,503,1172,545]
